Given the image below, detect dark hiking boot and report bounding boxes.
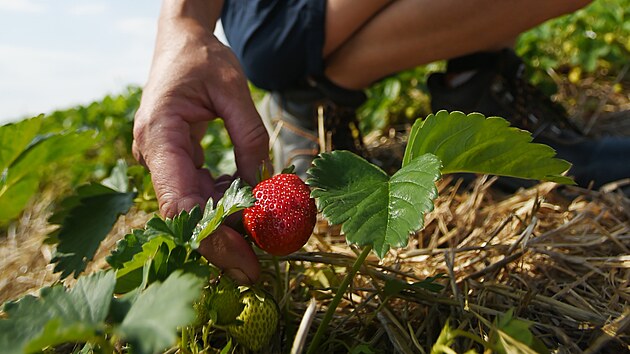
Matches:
[427,49,630,191]
[257,77,367,177]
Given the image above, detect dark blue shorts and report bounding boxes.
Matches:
[221,0,326,91]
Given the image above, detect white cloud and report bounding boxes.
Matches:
[67,2,108,16]
[0,0,46,13]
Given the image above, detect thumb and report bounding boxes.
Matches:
[197,225,261,284]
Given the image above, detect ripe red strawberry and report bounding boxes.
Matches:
[243,173,317,256]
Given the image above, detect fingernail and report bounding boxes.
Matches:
[225,268,252,285]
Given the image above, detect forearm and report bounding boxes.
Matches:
[158,0,224,33]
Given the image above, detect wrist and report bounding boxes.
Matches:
[158,0,224,32]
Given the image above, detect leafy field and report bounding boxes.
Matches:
[1,1,629,353]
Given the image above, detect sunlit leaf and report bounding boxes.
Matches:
[189,178,254,249]
[0,127,96,224]
[116,271,204,354]
[308,151,441,258]
[0,115,42,173]
[403,111,573,184]
[0,272,115,354]
[493,309,550,354]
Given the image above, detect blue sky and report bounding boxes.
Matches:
[0,0,161,123]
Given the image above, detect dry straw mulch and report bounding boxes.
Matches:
[274,176,630,353]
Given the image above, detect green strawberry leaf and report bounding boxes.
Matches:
[0,175,40,226]
[383,274,447,297]
[113,236,175,293]
[111,235,211,294]
[307,151,441,258]
[107,229,152,269]
[492,309,550,354]
[412,274,448,292]
[116,271,204,354]
[108,207,214,293]
[0,115,42,173]
[0,271,116,354]
[107,207,203,270]
[146,206,203,245]
[0,124,95,225]
[189,178,255,249]
[0,117,43,223]
[402,110,574,184]
[101,159,130,193]
[48,183,135,278]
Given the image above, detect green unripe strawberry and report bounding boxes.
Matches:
[207,278,244,326]
[228,288,279,351]
[194,277,243,326]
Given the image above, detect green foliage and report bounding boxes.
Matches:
[382,274,447,297]
[361,1,630,134]
[107,210,206,293]
[491,309,550,354]
[308,150,442,258]
[47,183,135,278]
[202,119,238,177]
[107,179,250,292]
[0,272,115,354]
[517,0,630,83]
[39,87,141,181]
[429,311,550,354]
[111,236,182,294]
[0,115,41,172]
[0,270,204,354]
[360,64,441,134]
[309,112,574,258]
[403,111,574,184]
[115,271,204,354]
[0,116,96,225]
[190,179,255,249]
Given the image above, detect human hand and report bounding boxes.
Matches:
[132,11,269,284]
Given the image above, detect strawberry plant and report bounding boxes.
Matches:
[0,110,572,353]
[303,110,571,352]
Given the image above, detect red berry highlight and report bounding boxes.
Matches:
[243,174,317,256]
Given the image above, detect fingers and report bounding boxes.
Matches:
[210,69,270,187]
[134,113,213,218]
[152,148,211,217]
[197,225,261,284]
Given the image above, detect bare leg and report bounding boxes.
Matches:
[323,0,591,89]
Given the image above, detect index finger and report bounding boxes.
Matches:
[135,116,213,217]
[221,95,271,186]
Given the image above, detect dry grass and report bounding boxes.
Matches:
[0,189,152,302]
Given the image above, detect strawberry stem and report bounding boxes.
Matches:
[306,245,373,353]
